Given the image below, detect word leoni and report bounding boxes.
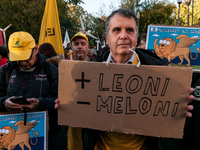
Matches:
[96,73,179,117]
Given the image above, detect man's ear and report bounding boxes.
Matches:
[34,45,39,54]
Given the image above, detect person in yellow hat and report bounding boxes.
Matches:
[0,31,59,150]
[71,32,92,61]
[54,32,92,150]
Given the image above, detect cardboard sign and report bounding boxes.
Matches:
[0,111,48,150]
[146,25,200,68]
[58,60,193,138]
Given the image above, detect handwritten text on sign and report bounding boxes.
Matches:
[58,60,193,138]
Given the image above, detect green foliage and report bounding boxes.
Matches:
[0,0,83,45]
[176,0,200,26]
[66,3,107,45]
[89,39,94,46]
[0,0,46,44]
[138,0,176,34]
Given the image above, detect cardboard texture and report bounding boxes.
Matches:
[58,60,193,138]
[0,111,48,150]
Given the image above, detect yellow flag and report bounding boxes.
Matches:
[39,0,64,54]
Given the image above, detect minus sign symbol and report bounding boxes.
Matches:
[77,101,91,105]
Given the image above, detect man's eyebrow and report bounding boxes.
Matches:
[126,27,134,30]
[112,27,120,31]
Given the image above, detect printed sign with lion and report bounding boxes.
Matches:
[147,25,200,67]
[0,111,47,150]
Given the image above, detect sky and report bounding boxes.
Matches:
[80,0,177,15]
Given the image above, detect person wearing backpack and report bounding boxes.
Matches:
[0,31,58,150]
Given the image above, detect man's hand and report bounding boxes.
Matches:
[186,88,194,118]
[5,96,24,112]
[55,99,60,109]
[24,98,40,111]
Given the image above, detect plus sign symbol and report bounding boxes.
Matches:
[75,72,90,89]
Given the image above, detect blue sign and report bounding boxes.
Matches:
[146,25,200,66]
[0,111,47,150]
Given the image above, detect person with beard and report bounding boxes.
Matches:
[71,32,91,61]
[55,32,93,150]
[0,31,58,150]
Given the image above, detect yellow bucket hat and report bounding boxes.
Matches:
[8,31,36,61]
[71,32,88,43]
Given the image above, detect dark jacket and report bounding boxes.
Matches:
[94,46,169,66]
[181,72,200,150]
[0,53,58,111]
[80,47,173,150]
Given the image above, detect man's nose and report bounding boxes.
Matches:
[77,43,82,48]
[120,30,128,40]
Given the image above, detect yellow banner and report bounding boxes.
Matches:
[39,0,64,54]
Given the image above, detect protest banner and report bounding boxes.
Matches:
[58,60,193,138]
[0,111,48,150]
[39,0,64,55]
[146,25,200,71]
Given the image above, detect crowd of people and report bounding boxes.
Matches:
[0,8,198,150]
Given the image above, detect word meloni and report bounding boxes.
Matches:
[96,74,179,117]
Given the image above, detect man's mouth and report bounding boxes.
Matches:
[77,49,83,53]
[117,41,130,47]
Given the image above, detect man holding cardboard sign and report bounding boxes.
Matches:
[57,8,194,150]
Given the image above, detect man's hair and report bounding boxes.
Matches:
[39,43,57,58]
[0,45,8,58]
[105,8,139,36]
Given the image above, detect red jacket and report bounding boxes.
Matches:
[0,57,8,67]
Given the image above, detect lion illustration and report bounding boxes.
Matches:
[0,119,39,150]
[154,34,200,66]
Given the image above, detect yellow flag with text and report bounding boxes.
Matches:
[39,0,64,54]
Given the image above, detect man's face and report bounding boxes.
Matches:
[106,14,138,58]
[17,49,38,69]
[72,37,88,61]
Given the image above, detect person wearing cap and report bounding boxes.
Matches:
[0,31,58,149]
[54,32,92,150]
[71,32,92,61]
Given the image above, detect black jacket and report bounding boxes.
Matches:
[0,53,58,111]
[94,47,169,66]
